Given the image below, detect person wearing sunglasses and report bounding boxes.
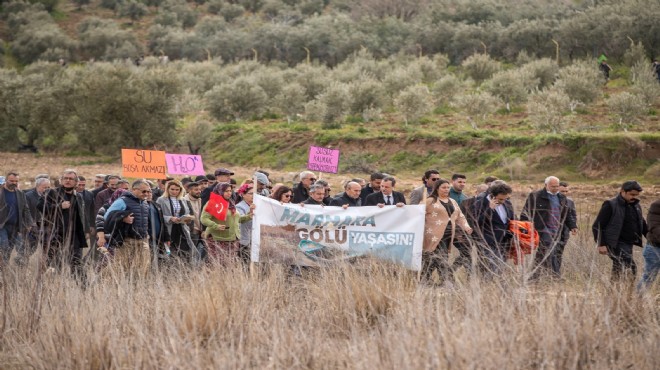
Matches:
[103,179,153,277]
[410,169,440,205]
[292,171,316,204]
[272,186,293,204]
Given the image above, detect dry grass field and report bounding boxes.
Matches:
[0,153,658,369]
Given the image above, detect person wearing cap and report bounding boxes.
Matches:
[201,168,234,210]
[254,172,270,197]
[184,181,205,264]
[194,175,209,191]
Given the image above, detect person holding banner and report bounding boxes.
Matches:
[201,182,254,266]
[272,186,293,204]
[157,180,196,264]
[422,179,473,286]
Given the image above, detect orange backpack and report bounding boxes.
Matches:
[508,220,539,265]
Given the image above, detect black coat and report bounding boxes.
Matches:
[292,182,309,204]
[364,191,406,206]
[520,189,576,235]
[329,193,362,207]
[592,194,647,248]
[0,187,33,231]
[38,187,88,251]
[475,195,515,249]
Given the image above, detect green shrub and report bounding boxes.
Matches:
[461,53,501,84]
[527,88,572,133]
[606,92,647,130]
[347,78,386,119]
[205,76,268,121]
[555,60,602,104]
[394,84,433,125]
[452,91,501,129]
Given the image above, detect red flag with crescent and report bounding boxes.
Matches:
[206,191,228,221]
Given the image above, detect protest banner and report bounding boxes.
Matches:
[251,196,425,270]
[165,153,206,176]
[121,149,167,179]
[307,146,340,174]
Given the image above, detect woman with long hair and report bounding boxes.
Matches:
[422,179,473,286]
[272,185,293,204]
[156,180,195,263]
[201,182,254,265]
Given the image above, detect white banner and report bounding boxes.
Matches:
[251,195,425,270]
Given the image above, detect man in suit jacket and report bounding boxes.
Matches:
[475,182,514,278]
[0,172,34,266]
[365,176,406,207]
[409,169,440,205]
[329,181,362,208]
[520,176,577,279]
[360,172,385,204]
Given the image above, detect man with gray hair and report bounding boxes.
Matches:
[38,170,88,278]
[303,183,326,205]
[521,176,577,279]
[293,171,316,204]
[104,179,152,276]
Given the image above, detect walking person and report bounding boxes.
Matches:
[474,182,515,279]
[637,199,660,291]
[156,180,196,264]
[201,182,254,266]
[272,186,293,204]
[103,180,152,278]
[422,179,473,287]
[38,170,88,279]
[0,172,34,267]
[409,170,440,205]
[593,181,648,282]
[521,176,578,280]
[236,183,255,265]
[557,181,578,273]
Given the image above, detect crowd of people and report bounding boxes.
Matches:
[0,168,657,291]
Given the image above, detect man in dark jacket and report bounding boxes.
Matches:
[360,172,385,204]
[592,181,648,282]
[475,182,514,278]
[329,181,362,208]
[38,170,88,278]
[23,176,51,265]
[293,171,316,204]
[0,172,34,267]
[303,183,326,205]
[104,179,152,277]
[521,176,578,279]
[364,176,406,207]
[638,199,660,291]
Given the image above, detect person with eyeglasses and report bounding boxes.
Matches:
[103,179,153,277]
[272,186,293,204]
[410,169,440,205]
[38,170,88,280]
[292,171,316,204]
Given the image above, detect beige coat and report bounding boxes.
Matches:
[423,197,471,252]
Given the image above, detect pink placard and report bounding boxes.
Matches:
[307,146,340,173]
[165,153,206,176]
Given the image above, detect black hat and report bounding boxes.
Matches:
[194,175,209,183]
[214,168,234,176]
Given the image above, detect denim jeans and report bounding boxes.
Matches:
[0,224,23,265]
[637,243,660,291]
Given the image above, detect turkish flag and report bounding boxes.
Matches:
[205,192,228,221]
